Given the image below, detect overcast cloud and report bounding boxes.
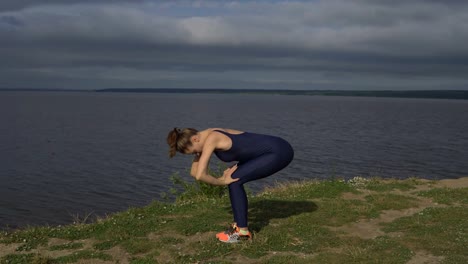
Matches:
[1,0,467,90]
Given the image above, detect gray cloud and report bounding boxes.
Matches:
[0,0,151,11]
[1,0,467,90]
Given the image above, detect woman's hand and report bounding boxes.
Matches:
[221,164,239,185]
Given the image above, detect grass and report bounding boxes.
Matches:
[382,207,468,261]
[49,242,84,251]
[362,177,422,192]
[417,187,468,205]
[53,250,113,263]
[313,236,413,264]
[1,176,467,263]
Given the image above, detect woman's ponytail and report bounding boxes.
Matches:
[166,127,198,157]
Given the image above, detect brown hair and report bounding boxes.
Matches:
[166,127,198,158]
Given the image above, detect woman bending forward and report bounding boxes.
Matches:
[167,127,294,243]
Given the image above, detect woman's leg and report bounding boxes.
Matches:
[228,181,247,227]
[218,142,293,242]
[228,151,292,228]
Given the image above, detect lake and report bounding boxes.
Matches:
[1,91,467,229]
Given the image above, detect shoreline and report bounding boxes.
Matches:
[2,88,468,100]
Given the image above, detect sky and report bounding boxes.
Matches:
[0,0,467,90]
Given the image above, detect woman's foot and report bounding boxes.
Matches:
[216,223,237,239]
[217,224,252,243]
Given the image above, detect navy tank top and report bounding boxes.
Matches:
[213,130,292,164]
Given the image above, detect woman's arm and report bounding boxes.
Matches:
[194,134,238,186]
[190,153,200,178]
[189,145,230,184]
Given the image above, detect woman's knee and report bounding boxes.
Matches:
[228,181,243,191]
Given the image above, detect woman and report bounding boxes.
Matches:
[167,127,294,243]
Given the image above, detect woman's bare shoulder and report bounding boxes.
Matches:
[208,128,244,134]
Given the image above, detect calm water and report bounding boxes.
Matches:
[1,91,468,229]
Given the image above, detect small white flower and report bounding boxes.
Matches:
[347,176,369,188]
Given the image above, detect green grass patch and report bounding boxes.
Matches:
[249,194,416,230]
[0,253,52,264]
[260,179,357,200]
[364,193,419,211]
[287,198,374,227]
[93,239,119,250]
[130,255,158,264]
[382,207,468,259]
[313,236,413,264]
[53,250,112,263]
[271,223,339,254]
[121,237,156,255]
[167,211,227,236]
[159,198,234,236]
[238,221,340,259]
[0,227,50,251]
[159,236,184,244]
[0,224,97,247]
[49,242,83,251]
[417,187,468,205]
[1,253,36,264]
[261,254,316,264]
[363,178,420,192]
[247,198,318,231]
[443,254,468,264]
[174,238,233,263]
[15,237,48,252]
[89,207,165,241]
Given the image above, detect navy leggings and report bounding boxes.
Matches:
[214,130,294,227]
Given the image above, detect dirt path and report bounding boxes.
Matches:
[434,177,468,188]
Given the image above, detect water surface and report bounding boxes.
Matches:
[1,91,467,229]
